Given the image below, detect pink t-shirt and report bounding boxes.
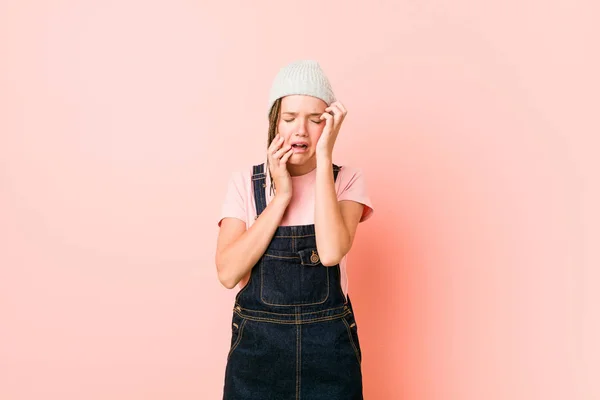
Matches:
[217,164,374,297]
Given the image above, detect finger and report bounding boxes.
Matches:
[325,104,339,112]
[326,104,345,119]
[273,145,292,160]
[330,101,347,114]
[320,112,333,122]
[269,137,285,156]
[322,116,332,131]
[269,142,283,159]
[267,139,281,164]
[281,148,294,164]
[320,112,333,128]
[268,134,284,152]
[274,144,292,159]
[329,101,348,114]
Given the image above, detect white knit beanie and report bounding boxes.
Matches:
[267,60,336,116]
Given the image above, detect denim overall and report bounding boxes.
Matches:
[223,163,363,400]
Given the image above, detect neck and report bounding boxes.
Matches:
[287,157,317,177]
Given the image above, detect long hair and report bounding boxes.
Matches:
[266,98,282,197]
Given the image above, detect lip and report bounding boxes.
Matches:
[289,141,309,154]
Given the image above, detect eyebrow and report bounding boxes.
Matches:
[281,111,323,117]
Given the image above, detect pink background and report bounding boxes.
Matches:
[1,1,599,399]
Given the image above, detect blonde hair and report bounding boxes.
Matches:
[265,98,282,197]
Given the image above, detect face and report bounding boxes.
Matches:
[277,95,327,166]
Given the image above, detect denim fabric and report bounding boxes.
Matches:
[223,163,363,400]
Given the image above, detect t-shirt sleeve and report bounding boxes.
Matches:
[337,167,374,222]
[217,171,248,227]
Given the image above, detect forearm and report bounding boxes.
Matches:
[314,157,351,266]
[217,194,290,288]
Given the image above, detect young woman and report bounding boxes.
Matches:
[216,60,374,399]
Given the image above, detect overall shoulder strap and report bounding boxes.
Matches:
[333,163,342,182]
[252,163,267,218]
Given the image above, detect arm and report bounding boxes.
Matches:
[314,157,364,266]
[216,134,294,289]
[215,194,291,289]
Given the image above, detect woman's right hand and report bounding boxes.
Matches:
[267,134,294,199]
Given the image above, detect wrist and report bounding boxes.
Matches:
[273,192,292,206]
[317,155,333,165]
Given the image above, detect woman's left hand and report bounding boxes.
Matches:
[316,101,347,160]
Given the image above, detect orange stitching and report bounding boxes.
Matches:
[237,305,346,316]
[296,311,301,400]
[227,319,247,360]
[342,318,361,364]
[264,254,299,260]
[272,234,315,238]
[233,309,350,325]
[260,260,330,307]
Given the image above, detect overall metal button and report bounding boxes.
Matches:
[310,250,319,263]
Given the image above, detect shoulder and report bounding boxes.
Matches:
[227,162,264,185]
[335,164,369,188]
[335,164,374,222]
[336,164,364,176]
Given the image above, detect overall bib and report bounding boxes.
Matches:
[223,163,363,400]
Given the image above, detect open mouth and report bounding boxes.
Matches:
[292,144,308,149]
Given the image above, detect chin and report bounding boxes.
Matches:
[290,153,311,163]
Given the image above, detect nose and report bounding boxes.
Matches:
[295,119,308,136]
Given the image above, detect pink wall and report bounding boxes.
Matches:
[1,1,598,399]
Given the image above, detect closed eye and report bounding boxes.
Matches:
[283,119,323,124]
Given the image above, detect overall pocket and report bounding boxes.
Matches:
[260,248,330,306]
[227,312,247,361]
[342,311,362,365]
